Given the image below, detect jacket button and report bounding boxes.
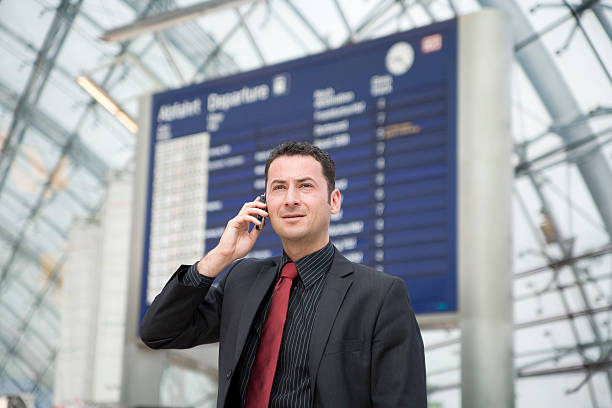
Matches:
[226,369,232,379]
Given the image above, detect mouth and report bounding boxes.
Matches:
[281,214,305,219]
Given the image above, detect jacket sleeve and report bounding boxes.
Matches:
[139,260,241,349]
[370,278,427,407]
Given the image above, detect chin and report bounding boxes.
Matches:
[278,230,307,242]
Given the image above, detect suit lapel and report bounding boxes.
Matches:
[233,257,279,364]
[308,252,354,397]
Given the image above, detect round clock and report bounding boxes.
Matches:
[385,41,414,76]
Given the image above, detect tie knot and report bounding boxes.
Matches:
[280,262,298,280]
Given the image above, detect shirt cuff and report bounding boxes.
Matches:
[180,261,215,288]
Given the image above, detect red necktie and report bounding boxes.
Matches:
[245,262,299,408]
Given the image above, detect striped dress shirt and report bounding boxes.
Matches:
[183,241,335,408]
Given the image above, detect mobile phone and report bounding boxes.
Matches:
[255,194,266,230]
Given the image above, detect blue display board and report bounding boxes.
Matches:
[142,18,457,319]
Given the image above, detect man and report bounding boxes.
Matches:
[140,141,426,407]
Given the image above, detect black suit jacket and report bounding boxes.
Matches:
[140,250,426,407]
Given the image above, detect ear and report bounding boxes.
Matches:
[329,189,342,214]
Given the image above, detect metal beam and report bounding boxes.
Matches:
[155,32,186,85]
[268,5,311,53]
[562,0,612,84]
[0,221,58,285]
[515,243,612,279]
[161,22,238,80]
[5,10,164,92]
[519,359,612,377]
[517,171,610,403]
[235,8,266,65]
[113,0,239,80]
[515,303,612,329]
[30,348,56,395]
[192,2,260,81]
[101,0,264,42]
[427,356,612,395]
[332,0,353,38]
[0,0,84,197]
[0,21,76,85]
[593,2,612,43]
[0,184,67,239]
[415,0,437,22]
[0,0,164,288]
[0,254,63,377]
[0,269,60,322]
[523,169,611,401]
[518,339,612,359]
[514,271,612,302]
[428,339,612,380]
[478,0,612,269]
[359,1,436,41]
[515,124,612,178]
[514,0,597,51]
[0,0,160,393]
[0,80,108,185]
[284,0,330,49]
[346,0,398,44]
[426,303,612,351]
[0,300,56,354]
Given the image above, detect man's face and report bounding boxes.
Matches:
[266,155,341,248]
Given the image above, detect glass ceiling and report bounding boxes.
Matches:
[0,0,611,406]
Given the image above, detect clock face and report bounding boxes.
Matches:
[385,41,415,76]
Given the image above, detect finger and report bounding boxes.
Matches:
[240,214,263,227]
[250,218,265,236]
[251,200,267,209]
[237,203,249,216]
[239,201,268,214]
[238,199,266,216]
[256,217,266,232]
[253,195,268,207]
[243,207,268,217]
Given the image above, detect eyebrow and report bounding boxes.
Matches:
[269,177,317,184]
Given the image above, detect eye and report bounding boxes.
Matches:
[300,183,313,188]
[273,184,286,190]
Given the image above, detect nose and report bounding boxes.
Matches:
[284,184,300,206]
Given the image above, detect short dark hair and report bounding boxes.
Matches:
[265,141,336,196]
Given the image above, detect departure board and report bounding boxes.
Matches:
[142,18,457,318]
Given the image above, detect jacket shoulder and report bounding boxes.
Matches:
[334,254,404,296]
[233,255,280,270]
[223,255,280,282]
[332,250,401,286]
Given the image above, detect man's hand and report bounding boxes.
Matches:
[197,196,268,278]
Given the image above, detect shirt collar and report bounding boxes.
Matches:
[281,241,335,289]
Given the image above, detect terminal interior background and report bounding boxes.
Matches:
[0,0,611,407]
